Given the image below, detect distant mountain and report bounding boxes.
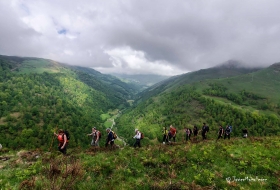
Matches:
[110,73,170,90]
[135,60,261,103]
[68,66,141,99]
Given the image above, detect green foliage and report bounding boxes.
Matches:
[0,56,133,149]
[117,85,280,144]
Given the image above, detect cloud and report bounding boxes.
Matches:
[95,46,186,76]
[1,0,280,75]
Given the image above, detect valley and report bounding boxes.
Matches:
[0,55,280,189]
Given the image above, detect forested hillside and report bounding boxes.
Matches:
[0,55,136,149]
[116,62,280,146]
[135,60,260,104]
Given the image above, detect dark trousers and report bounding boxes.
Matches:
[106,140,115,148]
[169,134,176,142]
[224,134,230,139]
[163,135,168,143]
[217,134,223,140]
[202,132,207,140]
[186,135,191,141]
[134,139,141,148]
[58,143,67,155]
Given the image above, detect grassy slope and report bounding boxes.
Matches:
[194,64,280,103]
[136,64,260,104]
[0,137,279,189]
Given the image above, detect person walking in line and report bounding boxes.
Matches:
[224,125,231,140]
[242,128,248,138]
[87,127,100,147]
[169,125,177,142]
[162,127,169,144]
[216,125,224,141]
[54,129,68,155]
[201,123,209,140]
[133,129,142,148]
[185,128,191,142]
[193,125,198,142]
[105,128,114,148]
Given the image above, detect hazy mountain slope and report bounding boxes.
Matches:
[111,73,170,89]
[135,60,260,103]
[70,66,141,97]
[196,62,280,103]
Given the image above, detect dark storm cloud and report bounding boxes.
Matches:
[1,0,280,75]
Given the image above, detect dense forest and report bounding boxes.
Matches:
[0,56,135,149]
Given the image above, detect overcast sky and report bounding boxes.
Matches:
[1,0,280,76]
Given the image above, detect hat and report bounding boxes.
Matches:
[135,129,138,132]
[93,127,96,129]
[58,129,64,133]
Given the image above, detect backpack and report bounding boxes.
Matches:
[206,126,209,132]
[170,126,176,135]
[64,130,70,141]
[96,131,101,138]
[112,131,117,139]
[140,132,144,139]
[229,126,232,133]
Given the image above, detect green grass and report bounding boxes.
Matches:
[1,136,279,189]
[100,113,111,121]
[104,120,113,128]
[17,59,61,74]
[205,68,280,104]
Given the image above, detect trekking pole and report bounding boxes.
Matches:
[49,126,57,152]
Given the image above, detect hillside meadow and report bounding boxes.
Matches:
[0,137,279,189]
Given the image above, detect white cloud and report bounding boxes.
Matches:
[96,46,186,76]
[1,0,280,75]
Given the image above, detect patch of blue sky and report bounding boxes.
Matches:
[20,3,30,14]
[58,29,67,34]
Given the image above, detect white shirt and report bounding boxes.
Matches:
[134,131,141,139]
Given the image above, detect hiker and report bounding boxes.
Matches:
[217,125,224,141]
[133,129,142,148]
[162,127,169,144]
[105,128,114,148]
[193,125,198,142]
[87,127,100,147]
[224,125,231,139]
[54,129,68,155]
[185,128,191,141]
[169,125,177,142]
[242,128,248,138]
[201,123,209,140]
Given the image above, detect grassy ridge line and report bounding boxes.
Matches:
[0,137,279,189]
